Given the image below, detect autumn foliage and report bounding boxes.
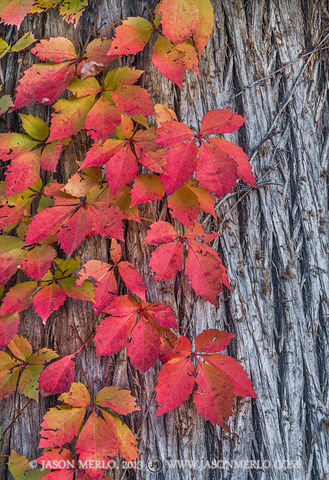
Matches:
[0,0,257,478]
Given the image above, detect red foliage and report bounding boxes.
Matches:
[0,0,258,476]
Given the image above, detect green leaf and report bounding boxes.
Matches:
[54,257,81,277]
[11,33,36,52]
[0,38,10,59]
[19,364,44,401]
[0,351,20,399]
[59,277,95,302]
[8,450,49,480]
[19,114,49,142]
[0,235,24,252]
[0,94,13,114]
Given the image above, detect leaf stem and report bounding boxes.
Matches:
[75,335,93,355]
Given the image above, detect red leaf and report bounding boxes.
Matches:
[130,174,165,205]
[87,203,124,241]
[117,261,146,300]
[57,207,93,255]
[133,128,166,174]
[191,183,216,217]
[80,139,124,169]
[156,355,195,415]
[108,17,153,56]
[5,150,39,195]
[0,132,37,158]
[84,97,121,142]
[76,411,120,476]
[158,0,199,44]
[39,404,86,448]
[120,115,135,138]
[77,260,117,313]
[209,138,256,186]
[161,332,191,361]
[95,313,135,356]
[33,283,66,323]
[0,313,20,349]
[38,354,76,395]
[36,448,76,476]
[145,221,178,244]
[127,317,161,372]
[0,0,34,28]
[105,144,139,195]
[155,331,256,426]
[110,85,154,116]
[156,120,195,146]
[185,241,228,305]
[168,184,203,226]
[110,239,122,264]
[94,296,137,356]
[40,141,63,172]
[152,35,199,88]
[184,222,220,243]
[149,241,184,281]
[160,141,198,194]
[143,302,177,329]
[194,361,233,430]
[102,410,138,463]
[13,62,76,110]
[0,281,37,315]
[96,385,139,415]
[200,109,247,135]
[195,329,235,353]
[196,141,238,196]
[21,245,56,280]
[25,206,74,245]
[31,37,77,62]
[203,353,257,398]
[85,37,114,67]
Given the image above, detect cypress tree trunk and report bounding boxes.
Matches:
[0,1,328,479]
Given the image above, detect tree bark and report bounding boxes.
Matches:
[0,1,328,479]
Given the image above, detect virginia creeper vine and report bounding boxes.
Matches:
[0,1,257,478]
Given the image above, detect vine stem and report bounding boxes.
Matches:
[76,363,93,399]
[206,31,329,227]
[97,19,125,39]
[143,6,155,23]
[2,398,33,437]
[140,217,154,223]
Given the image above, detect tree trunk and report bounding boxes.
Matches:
[1,1,328,479]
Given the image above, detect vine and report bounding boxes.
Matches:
[0,1,257,478]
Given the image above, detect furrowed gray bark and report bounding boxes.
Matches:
[0,1,328,479]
